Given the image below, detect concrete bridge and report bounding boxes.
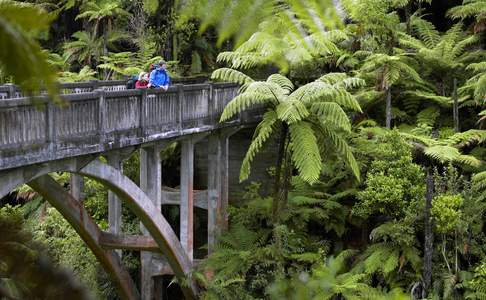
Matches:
[0,82,262,299]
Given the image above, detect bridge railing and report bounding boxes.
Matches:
[0,83,247,170]
[0,77,210,100]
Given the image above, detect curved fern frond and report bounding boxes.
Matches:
[289,122,322,184]
[446,129,486,148]
[217,51,269,69]
[411,14,440,48]
[472,171,486,192]
[211,68,254,85]
[276,99,309,124]
[239,111,278,182]
[456,155,482,168]
[220,89,275,122]
[424,145,461,163]
[321,126,360,180]
[292,82,362,112]
[311,102,351,132]
[266,74,294,95]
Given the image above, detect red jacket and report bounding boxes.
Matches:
[136,80,148,89]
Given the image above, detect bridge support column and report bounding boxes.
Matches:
[207,128,239,253]
[70,174,84,201]
[140,144,163,300]
[180,139,195,261]
[106,153,124,238]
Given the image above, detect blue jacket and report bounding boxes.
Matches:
[149,68,170,87]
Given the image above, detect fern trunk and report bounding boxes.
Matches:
[385,87,392,129]
[453,77,459,132]
[272,124,288,224]
[423,168,435,294]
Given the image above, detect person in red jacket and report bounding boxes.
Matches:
[135,72,149,89]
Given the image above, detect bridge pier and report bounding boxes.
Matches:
[69,174,84,201]
[140,143,164,300]
[207,128,239,253]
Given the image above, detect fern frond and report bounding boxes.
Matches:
[424,145,461,163]
[410,14,440,48]
[239,111,278,182]
[446,129,486,148]
[220,90,274,122]
[266,74,294,95]
[276,98,309,124]
[289,122,322,184]
[416,107,440,127]
[321,126,360,180]
[456,155,482,168]
[311,102,351,132]
[211,67,254,84]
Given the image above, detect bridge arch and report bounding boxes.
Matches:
[0,156,198,299]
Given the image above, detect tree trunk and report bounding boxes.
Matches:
[386,87,392,129]
[423,168,435,294]
[272,124,288,224]
[453,77,459,132]
[103,22,108,79]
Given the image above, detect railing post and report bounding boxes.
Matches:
[96,89,107,144]
[177,84,184,132]
[140,90,146,136]
[46,100,56,153]
[208,83,215,125]
[5,83,16,99]
[91,80,99,92]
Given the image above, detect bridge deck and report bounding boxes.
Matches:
[0,83,250,171]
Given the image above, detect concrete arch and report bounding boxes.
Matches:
[28,175,140,300]
[0,156,198,299]
[76,159,198,299]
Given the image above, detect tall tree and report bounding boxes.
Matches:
[213,68,362,222]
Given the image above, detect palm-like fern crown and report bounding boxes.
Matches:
[399,17,480,74]
[212,68,363,183]
[447,0,486,32]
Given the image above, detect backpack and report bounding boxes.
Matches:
[125,75,138,89]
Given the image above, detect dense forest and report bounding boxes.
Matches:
[1,0,486,299]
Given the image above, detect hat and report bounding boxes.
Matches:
[158,59,166,66]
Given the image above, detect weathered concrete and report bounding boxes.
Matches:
[0,83,242,171]
[106,152,124,236]
[180,138,195,261]
[28,175,139,300]
[77,159,198,299]
[207,128,239,253]
[139,144,164,300]
[69,174,84,201]
[99,232,160,252]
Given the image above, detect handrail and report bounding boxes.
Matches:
[0,77,210,100]
[0,82,256,171]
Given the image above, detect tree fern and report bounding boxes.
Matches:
[447,0,486,33]
[239,111,278,181]
[289,122,322,183]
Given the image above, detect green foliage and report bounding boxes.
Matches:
[354,132,425,218]
[179,0,343,48]
[0,0,59,101]
[215,69,361,184]
[0,205,91,300]
[431,194,463,234]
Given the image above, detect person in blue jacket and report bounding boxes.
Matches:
[148,60,170,90]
